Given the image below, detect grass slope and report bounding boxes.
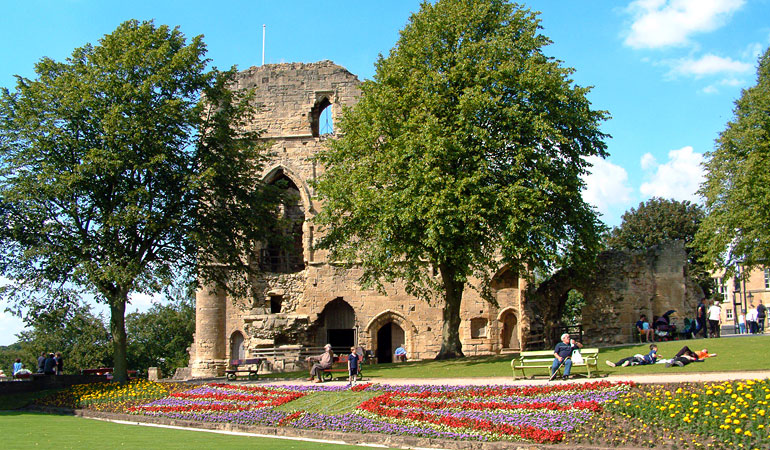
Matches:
[281,335,770,380]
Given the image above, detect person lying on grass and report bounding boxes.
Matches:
[606,344,660,367]
[664,345,716,367]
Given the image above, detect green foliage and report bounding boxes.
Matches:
[14,304,112,374]
[0,20,282,381]
[314,0,608,357]
[607,197,712,295]
[696,47,770,275]
[560,289,584,325]
[126,296,195,377]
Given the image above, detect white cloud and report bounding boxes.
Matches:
[701,85,719,94]
[669,54,753,78]
[640,146,705,202]
[640,152,658,170]
[624,0,746,49]
[582,156,634,216]
[742,42,764,61]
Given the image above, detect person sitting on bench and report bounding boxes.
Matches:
[550,333,582,380]
[394,344,407,362]
[306,344,334,383]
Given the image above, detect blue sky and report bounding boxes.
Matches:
[1,0,769,345]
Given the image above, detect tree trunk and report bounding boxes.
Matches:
[436,264,465,360]
[108,292,129,383]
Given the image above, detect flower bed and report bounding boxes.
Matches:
[33,379,770,448]
[126,381,631,444]
[604,379,770,449]
[35,379,177,411]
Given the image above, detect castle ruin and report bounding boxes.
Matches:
[188,61,702,377]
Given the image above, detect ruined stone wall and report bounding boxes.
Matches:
[188,61,702,378]
[189,61,527,377]
[580,241,702,346]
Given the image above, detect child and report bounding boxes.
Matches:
[347,346,359,386]
[606,344,659,367]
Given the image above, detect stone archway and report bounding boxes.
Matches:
[497,308,520,350]
[365,310,416,362]
[230,330,245,360]
[317,297,356,351]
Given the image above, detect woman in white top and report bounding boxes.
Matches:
[738,310,746,334]
[747,305,759,334]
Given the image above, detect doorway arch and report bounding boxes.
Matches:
[375,322,405,363]
[230,330,245,360]
[365,310,415,363]
[317,297,356,350]
[497,308,520,350]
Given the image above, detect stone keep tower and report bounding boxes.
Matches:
[189,61,527,377]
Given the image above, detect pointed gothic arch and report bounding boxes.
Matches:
[365,310,417,363]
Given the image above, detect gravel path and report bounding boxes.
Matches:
[257,370,770,387]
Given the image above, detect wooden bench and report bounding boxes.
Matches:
[321,355,364,381]
[80,368,138,378]
[226,358,263,381]
[511,348,600,380]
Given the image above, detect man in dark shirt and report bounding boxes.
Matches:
[550,333,583,380]
[37,352,46,373]
[43,353,56,375]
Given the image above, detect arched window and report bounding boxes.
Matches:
[261,171,304,273]
[310,96,333,137]
[230,331,245,360]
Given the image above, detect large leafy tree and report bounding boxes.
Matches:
[608,197,711,295]
[314,0,608,358]
[0,20,282,381]
[15,304,112,374]
[696,47,770,274]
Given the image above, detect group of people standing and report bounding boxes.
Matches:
[736,303,766,334]
[36,352,64,375]
[698,298,767,337]
[696,299,725,338]
[8,351,63,378]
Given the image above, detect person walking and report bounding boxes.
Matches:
[707,301,722,338]
[347,346,359,386]
[738,309,747,334]
[757,302,766,333]
[747,304,758,334]
[696,299,708,338]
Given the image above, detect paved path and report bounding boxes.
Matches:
[259,370,770,387]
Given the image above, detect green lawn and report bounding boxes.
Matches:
[279,334,770,380]
[0,411,371,449]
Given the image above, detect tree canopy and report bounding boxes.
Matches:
[126,294,195,377]
[608,197,711,295]
[314,0,608,358]
[14,304,112,374]
[0,20,282,381]
[695,46,770,275]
